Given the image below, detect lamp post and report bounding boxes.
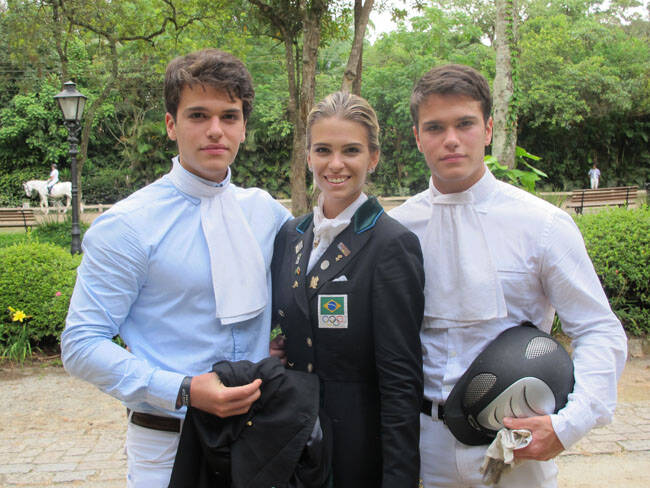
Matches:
[54,81,87,254]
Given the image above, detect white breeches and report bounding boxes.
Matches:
[125,422,181,488]
[420,413,558,488]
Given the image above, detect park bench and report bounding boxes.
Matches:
[566,186,638,214]
[0,207,37,231]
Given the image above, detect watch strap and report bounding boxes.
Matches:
[176,375,193,409]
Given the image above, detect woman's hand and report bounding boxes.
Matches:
[269,334,287,365]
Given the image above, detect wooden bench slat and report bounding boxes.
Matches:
[567,186,638,213]
[0,208,37,229]
[569,196,635,203]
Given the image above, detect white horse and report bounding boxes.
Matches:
[23,180,72,214]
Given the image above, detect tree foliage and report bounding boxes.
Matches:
[0,0,647,203]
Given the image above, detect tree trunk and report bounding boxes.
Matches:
[75,39,119,204]
[341,0,374,94]
[352,43,363,95]
[289,0,326,216]
[283,33,305,216]
[492,0,517,168]
[50,2,69,83]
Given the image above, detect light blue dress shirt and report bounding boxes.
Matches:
[61,163,291,418]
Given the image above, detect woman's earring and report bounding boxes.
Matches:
[308,166,313,173]
[368,167,375,174]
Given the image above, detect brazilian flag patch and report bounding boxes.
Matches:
[318,294,348,328]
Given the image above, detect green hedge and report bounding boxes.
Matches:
[0,168,40,207]
[575,206,650,336]
[82,166,137,204]
[0,241,81,349]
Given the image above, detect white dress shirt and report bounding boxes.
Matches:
[390,168,627,449]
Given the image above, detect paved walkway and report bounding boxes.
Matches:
[1,359,649,487]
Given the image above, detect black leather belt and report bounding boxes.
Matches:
[421,399,445,421]
[127,409,181,433]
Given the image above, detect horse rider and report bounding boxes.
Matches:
[46,164,59,194]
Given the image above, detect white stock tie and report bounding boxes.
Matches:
[167,159,267,325]
[307,193,367,273]
[422,185,507,324]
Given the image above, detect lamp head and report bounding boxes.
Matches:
[54,81,87,122]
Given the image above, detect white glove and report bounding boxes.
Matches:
[479,428,532,485]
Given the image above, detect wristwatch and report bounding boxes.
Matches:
[176,375,193,409]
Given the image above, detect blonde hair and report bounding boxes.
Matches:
[306,91,380,154]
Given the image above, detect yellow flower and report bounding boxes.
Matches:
[11,309,27,323]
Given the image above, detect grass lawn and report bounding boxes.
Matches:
[0,219,88,249]
[0,229,29,247]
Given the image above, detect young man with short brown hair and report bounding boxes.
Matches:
[62,49,290,487]
[390,64,627,487]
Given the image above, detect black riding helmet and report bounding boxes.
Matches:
[442,322,575,446]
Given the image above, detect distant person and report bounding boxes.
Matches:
[271,91,425,486]
[588,163,601,189]
[46,163,58,194]
[61,49,290,487]
[389,63,627,487]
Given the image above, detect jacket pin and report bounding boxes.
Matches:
[310,276,319,289]
[337,242,351,256]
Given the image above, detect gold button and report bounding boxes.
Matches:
[320,260,330,270]
[278,309,285,317]
[246,420,252,426]
[307,363,313,373]
[306,337,313,347]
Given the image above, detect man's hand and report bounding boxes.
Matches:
[189,371,261,418]
[269,334,287,365]
[503,415,564,461]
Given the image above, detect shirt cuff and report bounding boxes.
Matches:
[146,369,186,411]
[550,407,593,450]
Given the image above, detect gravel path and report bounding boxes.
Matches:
[1,357,648,487]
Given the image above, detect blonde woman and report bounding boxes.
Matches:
[271,91,425,487]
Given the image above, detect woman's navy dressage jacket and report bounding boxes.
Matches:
[271,197,425,487]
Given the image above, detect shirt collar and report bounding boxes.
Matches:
[429,166,497,205]
[168,156,232,201]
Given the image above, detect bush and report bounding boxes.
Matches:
[575,206,650,336]
[0,241,81,351]
[82,166,137,204]
[0,168,39,206]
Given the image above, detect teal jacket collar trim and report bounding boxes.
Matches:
[353,196,383,233]
[296,214,313,234]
